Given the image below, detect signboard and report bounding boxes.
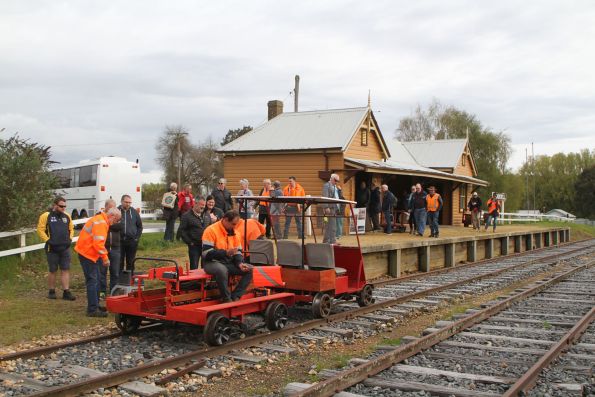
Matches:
[349,207,366,235]
[492,192,507,201]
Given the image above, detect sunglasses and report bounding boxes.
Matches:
[57,204,67,208]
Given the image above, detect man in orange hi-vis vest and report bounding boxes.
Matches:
[75,208,122,317]
[282,176,306,239]
[202,210,253,302]
[484,192,501,232]
[426,186,443,238]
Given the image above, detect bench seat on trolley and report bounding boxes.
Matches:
[305,243,347,276]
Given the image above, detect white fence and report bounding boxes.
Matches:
[0,213,163,259]
[499,212,576,224]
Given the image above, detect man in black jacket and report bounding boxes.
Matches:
[368,183,381,231]
[355,181,370,209]
[118,194,143,274]
[180,198,211,270]
[467,192,483,230]
[100,199,122,298]
[211,178,233,212]
[381,184,397,235]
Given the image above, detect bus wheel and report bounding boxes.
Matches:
[80,210,88,219]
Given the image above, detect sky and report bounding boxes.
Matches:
[1,1,593,184]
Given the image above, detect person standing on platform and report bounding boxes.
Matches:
[236,178,254,219]
[37,196,76,301]
[322,174,340,244]
[282,176,306,239]
[467,192,483,230]
[75,208,121,317]
[269,180,284,239]
[407,185,416,234]
[179,198,211,270]
[485,193,501,232]
[381,185,397,235]
[412,183,428,236]
[336,183,345,240]
[118,194,143,275]
[176,184,194,240]
[257,179,272,238]
[211,178,233,213]
[426,186,443,238]
[162,182,179,241]
[100,199,122,299]
[369,183,381,231]
[355,181,370,209]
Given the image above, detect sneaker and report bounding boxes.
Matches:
[87,311,108,318]
[48,289,57,300]
[62,290,76,301]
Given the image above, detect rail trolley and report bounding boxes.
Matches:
[234,195,375,318]
[106,258,294,346]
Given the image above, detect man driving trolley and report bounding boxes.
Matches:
[202,210,253,302]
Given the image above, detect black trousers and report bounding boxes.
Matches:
[120,240,138,274]
[258,211,271,238]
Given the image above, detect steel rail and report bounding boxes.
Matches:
[291,260,595,397]
[27,243,591,396]
[501,305,595,397]
[0,324,162,363]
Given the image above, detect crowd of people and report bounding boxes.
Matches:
[36,176,502,317]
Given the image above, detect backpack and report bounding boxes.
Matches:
[162,191,177,209]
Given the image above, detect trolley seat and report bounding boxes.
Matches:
[305,243,347,276]
[248,239,275,265]
[276,240,303,268]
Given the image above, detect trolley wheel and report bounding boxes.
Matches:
[264,301,288,331]
[204,313,232,346]
[311,292,332,318]
[356,284,374,307]
[115,314,142,334]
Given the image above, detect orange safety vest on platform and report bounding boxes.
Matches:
[259,188,271,207]
[426,193,441,212]
[74,212,110,262]
[487,198,499,214]
[235,219,266,252]
[283,183,305,206]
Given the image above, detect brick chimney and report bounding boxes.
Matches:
[267,100,283,120]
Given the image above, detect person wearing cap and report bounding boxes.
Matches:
[484,192,501,232]
[467,192,483,230]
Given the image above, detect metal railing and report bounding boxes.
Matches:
[499,212,576,224]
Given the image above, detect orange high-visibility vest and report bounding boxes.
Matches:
[74,212,110,262]
[282,183,306,206]
[202,220,243,253]
[259,188,270,207]
[235,219,266,252]
[426,194,441,212]
[487,199,499,214]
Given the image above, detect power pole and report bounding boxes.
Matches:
[532,142,536,212]
[525,148,529,210]
[177,138,182,189]
[294,75,300,113]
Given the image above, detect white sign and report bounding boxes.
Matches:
[492,192,507,201]
[349,207,367,235]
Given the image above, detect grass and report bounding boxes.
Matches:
[536,221,595,241]
[380,337,402,346]
[0,233,189,346]
[543,320,552,330]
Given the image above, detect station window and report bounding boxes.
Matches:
[361,130,368,146]
[459,184,467,212]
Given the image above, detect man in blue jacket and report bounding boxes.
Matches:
[118,194,143,274]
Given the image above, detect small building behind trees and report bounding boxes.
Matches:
[219,100,487,226]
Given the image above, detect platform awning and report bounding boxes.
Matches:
[345,157,488,186]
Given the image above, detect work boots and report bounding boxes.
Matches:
[48,289,57,299]
[62,290,76,301]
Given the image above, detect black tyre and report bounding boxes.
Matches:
[356,284,374,307]
[264,301,288,331]
[204,313,231,346]
[311,292,332,318]
[115,314,142,334]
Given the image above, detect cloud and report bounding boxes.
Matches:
[0,0,593,174]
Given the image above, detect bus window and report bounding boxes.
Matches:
[53,169,72,188]
[79,165,98,187]
[73,168,80,187]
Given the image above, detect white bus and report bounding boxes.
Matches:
[52,156,142,219]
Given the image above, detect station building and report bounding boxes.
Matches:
[219,101,488,227]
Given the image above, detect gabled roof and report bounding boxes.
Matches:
[219,107,388,156]
[403,139,468,169]
[384,139,418,165]
[345,157,488,186]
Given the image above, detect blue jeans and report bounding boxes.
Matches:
[100,249,120,295]
[79,254,101,313]
[485,214,498,231]
[428,211,440,236]
[414,208,427,235]
[383,210,393,233]
[335,215,344,238]
[188,243,202,270]
[283,206,303,239]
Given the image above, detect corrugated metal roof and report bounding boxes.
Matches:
[385,139,418,165]
[403,139,468,169]
[345,157,488,186]
[219,107,369,152]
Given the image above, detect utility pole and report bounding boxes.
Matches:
[294,75,300,113]
[525,148,529,210]
[177,138,182,189]
[532,142,536,212]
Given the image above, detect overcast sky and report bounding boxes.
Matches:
[1,1,593,183]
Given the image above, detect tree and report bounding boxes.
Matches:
[574,165,595,219]
[0,135,57,230]
[156,126,223,194]
[220,126,252,146]
[396,100,512,197]
[141,183,166,211]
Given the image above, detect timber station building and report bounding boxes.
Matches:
[219,100,488,227]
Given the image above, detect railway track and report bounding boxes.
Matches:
[0,239,592,397]
[288,255,595,396]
